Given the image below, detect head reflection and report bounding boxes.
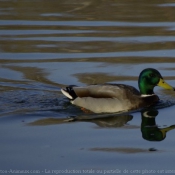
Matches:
[141,109,175,141]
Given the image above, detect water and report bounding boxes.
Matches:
[1,0,175,174]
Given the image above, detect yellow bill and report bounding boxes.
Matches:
[160,126,175,139]
[157,78,174,90]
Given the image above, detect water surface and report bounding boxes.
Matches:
[1,0,175,174]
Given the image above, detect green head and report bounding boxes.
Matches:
[138,68,174,95]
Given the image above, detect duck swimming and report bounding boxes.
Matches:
[61,68,174,113]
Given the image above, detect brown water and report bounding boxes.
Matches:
[1,0,175,174]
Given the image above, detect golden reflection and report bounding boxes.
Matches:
[1,0,175,22]
[74,73,136,84]
[2,57,175,65]
[2,65,65,88]
[74,72,175,86]
[1,0,175,57]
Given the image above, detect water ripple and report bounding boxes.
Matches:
[1,20,175,28]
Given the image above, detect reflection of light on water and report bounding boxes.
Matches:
[154,99,175,110]
[12,36,175,43]
[40,13,65,17]
[2,20,175,27]
[37,44,56,48]
[158,3,175,7]
[0,30,93,35]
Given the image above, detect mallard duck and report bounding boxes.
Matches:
[61,68,174,113]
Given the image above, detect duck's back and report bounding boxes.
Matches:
[73,84,140,98]
[70,84,158,113]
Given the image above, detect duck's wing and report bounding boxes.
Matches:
[61,84,140,99]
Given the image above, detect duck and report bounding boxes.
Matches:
[61,68,174,113]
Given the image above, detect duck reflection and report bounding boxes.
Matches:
[141,109,175,141]
[29,112,133,128]
[29,108,175,141]
[71,114,133,128]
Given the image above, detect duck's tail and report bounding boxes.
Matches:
[61,85,78,100]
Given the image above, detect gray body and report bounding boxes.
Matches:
[61,84,159,113]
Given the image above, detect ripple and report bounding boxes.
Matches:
[1,50,175,61]
[0,29,94,35]
[154,99,175,110]
[10,36,175,43]
[0,90,64,117]
[1,20,175,28]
